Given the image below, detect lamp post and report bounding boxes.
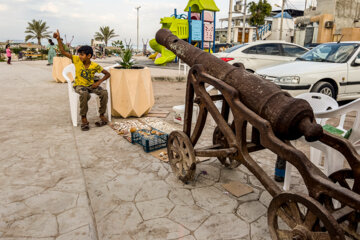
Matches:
[279,0,285,40]
[135,6,141,52]
[241,0,247,43]
[227,0,234,43]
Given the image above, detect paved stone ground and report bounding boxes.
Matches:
[0,59,353,239]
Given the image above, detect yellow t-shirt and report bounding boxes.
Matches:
[72,55,103,87]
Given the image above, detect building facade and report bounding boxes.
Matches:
[294,0,360,46]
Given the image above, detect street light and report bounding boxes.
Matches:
[135,6,141,52]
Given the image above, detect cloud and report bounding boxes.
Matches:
[39,2,58,13]
[0,3,8,11]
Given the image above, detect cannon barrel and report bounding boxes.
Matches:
[156,29,323,141]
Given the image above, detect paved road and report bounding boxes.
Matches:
[0,60,312,240]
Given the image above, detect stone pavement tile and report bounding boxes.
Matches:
[52,175,87,193]
[168,205,211,231]
[3,213,57,238]
[251,216,271,240]
[0,185,44,204]
[237,201,267,223]
[192,186,238,214]
[0,238,54,240]
[165,174,215,190]
[107,172,157,202]
[196,164,221,181]
[179,236,196,240]
[142,162,170,180]
[219,167,249,184]
[168,188,195,206]
[57,207,93,234]
[84,167,118,186]
[259,190,272,207]
[129,218,190,240]
[136,197,174,220]
[97,203,142,236]
[86,183,118,221]
[194,214,249,240]
[0,202,35,232]
[24,190,78,215]
[56,225,96,240]
[135,180,170,202]
[101,234,133,240]
[249,175,266,189]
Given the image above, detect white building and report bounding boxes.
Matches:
[267,12,295,42]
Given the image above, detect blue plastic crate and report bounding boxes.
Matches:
[131,128,168,153]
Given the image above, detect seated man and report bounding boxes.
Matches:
[54,29,111,131]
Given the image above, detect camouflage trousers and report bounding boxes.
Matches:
[74,85,108,117]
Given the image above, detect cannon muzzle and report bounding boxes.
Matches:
[156,29,323,141]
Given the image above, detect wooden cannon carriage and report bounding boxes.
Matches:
[156,29,360,239]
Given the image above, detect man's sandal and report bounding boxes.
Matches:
[95,120,108,127]
[81,122,90,131]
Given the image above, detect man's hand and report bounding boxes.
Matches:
[91,82,100,89]
[53,29,72,60]
[53,29,60,39]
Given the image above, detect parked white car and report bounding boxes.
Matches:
[214,41,308,72]
[256,42,360,101]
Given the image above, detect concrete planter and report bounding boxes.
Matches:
[109,67,154,118]
[52,57,72,83]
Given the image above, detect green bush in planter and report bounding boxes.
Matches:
[116,48,135,69]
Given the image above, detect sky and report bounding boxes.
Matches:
[0,0,311,46]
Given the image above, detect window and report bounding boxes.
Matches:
[300,43,359,63]
[244,44,281,55]
[282,44,308,57]
[243,46,257,54]
[258,44,281,55]
[224,44,247,53]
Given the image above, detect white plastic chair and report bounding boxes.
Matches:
[178,59,189,75]
[283,93,341,190]
[62,64,112,127]
[172,85,223,125]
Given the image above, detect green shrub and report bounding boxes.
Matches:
[11,47,21,54]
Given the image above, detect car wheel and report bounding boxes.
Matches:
[312,82,336,99]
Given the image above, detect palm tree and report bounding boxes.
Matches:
[25,19,51,46]
[248,0,272,40]
[94,26,118,46]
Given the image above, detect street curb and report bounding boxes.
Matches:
[151,76,187,82]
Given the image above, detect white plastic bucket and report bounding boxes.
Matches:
[172,104,199,124]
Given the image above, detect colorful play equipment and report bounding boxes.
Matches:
[149,0,219,65]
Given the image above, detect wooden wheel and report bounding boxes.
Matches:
[212,126,240,169]
[322,169,360,239]
[167,131,196,183]
[268,193,345,240]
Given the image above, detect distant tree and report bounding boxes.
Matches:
[248,0,272,40]
[112,40,125,52]
[25,19,51,46]
[94,26,118,46]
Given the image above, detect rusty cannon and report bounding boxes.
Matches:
[156,29,360,239]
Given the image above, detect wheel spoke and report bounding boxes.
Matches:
[288,202,303,224]
[276,229,293,239]
[277,207,297,229]
[304,210,318,229]
[338,178,351,189]
[311,231,331,240]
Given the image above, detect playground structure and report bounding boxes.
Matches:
[149,0,219,65]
